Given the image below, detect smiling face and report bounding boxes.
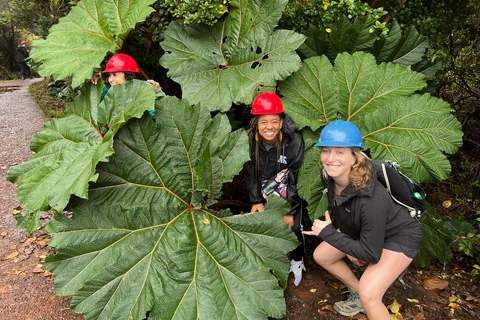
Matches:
[107,72,127,86]
[321,147,357,184]
[257,114,283,145]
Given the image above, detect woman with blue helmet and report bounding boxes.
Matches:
[303,120,423,319]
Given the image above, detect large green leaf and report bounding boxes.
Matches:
[29,0,156,88]
[45,98,298,320]
[298,17,439,80]
[278,52,463,218]
[159,0,305,111]
[7,80,155,232]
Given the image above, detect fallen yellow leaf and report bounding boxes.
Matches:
[407,298,420,303]
[44,270,52,277]
[35,264,43,268]
[12,206,22,215]
[322,305,336,312]
[310,288,317,293]
[388,299,402,314]
[448,302,461,310]
[39,255,47,259]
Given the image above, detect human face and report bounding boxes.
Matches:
[257,114,283,145]
[321,147,357,183]
[108,72,126,86]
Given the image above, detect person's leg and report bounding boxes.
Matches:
[358,249,413,320]
[289,206,304,262]
[313,241,359,290]
[20,63,25,79]
[288,204,305,286]
[25,63,32,77]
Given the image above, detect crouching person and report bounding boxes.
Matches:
[303,120,423,319]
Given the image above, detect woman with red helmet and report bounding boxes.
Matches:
[93,53,164,117]
[244,92,306,286]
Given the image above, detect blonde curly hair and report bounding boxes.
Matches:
[349,148,373,191]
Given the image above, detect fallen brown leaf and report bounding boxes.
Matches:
[0,231,8,237]
[9,244,17,250]
[36,239,49,247]
[22,237,36,246]
[44,270,52,277]
[3,251,19,260]
[32,268,44,274]
[423,278,449,290]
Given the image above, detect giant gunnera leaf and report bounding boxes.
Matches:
[159,0,305,111]
[298,17,440,80]
[7,80,155,233]
[278,52,463,219]
[45,97,298,320]
[29,0,156,88]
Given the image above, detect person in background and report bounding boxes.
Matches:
[303,120,423,319]
[244,92,306,286]
[16,40,32,80]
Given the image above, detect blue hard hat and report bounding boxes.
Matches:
[315,120,364,148]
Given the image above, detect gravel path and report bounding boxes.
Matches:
[0,79,83,319]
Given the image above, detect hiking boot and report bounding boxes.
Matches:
[289,259,306,286]
[334,290,364,316]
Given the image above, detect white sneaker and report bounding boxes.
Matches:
[289,259,306,286]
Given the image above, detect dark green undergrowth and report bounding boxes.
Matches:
[28,78,70,119]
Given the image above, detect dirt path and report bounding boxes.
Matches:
[0,79,84,320]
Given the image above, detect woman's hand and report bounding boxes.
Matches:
[251,203,265,212]
[146,79,162,93]
[284,215,294,228]
[302,211,332,236]
[346,254,366,267]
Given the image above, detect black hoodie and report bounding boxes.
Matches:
[319,164,423,264]
[244,115,305,216]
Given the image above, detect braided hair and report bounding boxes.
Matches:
[247,113,285,179]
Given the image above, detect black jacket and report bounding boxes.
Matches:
[16,46,29,63]
[244,115,304,215]
[319,164,423,264]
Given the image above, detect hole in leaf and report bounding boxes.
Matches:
[219,64,228,70]
[263,54,269,60]
[212,52,217,54]
[256,46,262,54]
[251,61,260,69]
[167,51,172,54]
[223,36,227,43]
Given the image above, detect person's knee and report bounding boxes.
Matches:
[313,246,333,267]
[358,283,381,307]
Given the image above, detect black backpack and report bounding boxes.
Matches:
[372,160,427,219]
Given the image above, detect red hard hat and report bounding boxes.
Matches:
[102,54,140,74]
[251,92,284,115]
[21,41,27,44]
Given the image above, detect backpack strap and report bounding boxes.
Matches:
[381,163,417,218]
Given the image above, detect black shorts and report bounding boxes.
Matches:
[384,219,423,259]
[384,241,419,259]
